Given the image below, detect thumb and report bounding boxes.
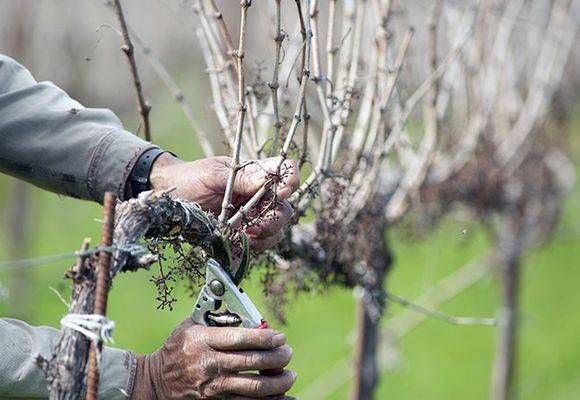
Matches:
[233,158,278,197]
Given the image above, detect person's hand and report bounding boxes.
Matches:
[132,319,297,400]
[149,154,299,251]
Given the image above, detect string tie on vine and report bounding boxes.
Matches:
[61,314,116,344]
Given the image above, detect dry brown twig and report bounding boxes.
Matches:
[197,26,236,149]
[208,0,236,62]
[101,3,216,155]
[226,0,313,227]
[269,0,284,156]
[128,32,215,156]
[111,0,152,142]
[218,0,251,223]
[194,0,239,149]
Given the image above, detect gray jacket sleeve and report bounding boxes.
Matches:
[0,318,136,399]
[0,54,156,203]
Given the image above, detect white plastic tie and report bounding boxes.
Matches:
[61,313,116,344]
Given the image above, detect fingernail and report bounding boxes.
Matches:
[272,333,286,347]
[277,186,292,200]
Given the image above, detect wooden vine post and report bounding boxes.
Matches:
[36,238,96,400]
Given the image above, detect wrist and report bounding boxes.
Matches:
[149,152,183,192]
[128,148,176,197]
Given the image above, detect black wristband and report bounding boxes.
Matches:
[129,148,167,197]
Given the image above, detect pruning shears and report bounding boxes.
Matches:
[191,257,283,376]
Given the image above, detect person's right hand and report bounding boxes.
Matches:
[149,154,299,252]
[132,319,296,400]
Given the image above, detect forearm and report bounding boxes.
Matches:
[0,318,136,399]
[0,54,155,203]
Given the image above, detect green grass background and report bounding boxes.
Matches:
[0,93,579,399]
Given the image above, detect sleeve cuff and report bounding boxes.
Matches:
[100,348,137,399]
[86,129,157,203]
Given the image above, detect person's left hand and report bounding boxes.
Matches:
[149,154,299,251]
[132,319,297,400]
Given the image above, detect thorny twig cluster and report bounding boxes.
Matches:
[111,190,247,310]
